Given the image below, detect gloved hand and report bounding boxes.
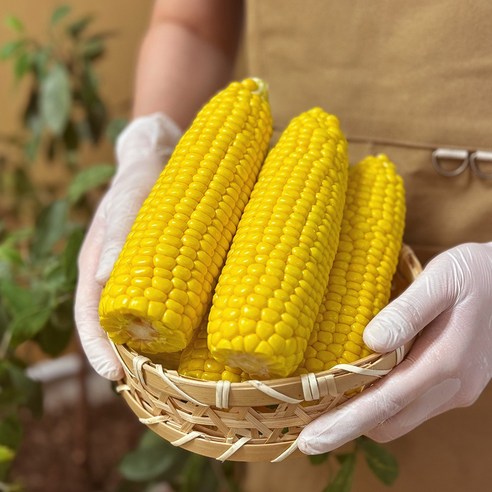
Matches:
[74,113,182,380]
[298,242,492,454]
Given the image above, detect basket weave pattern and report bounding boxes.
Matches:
[114,245,422,462]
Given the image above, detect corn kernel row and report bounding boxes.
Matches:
[178,314,246,382]
[297,154,405,374]
[208,108,349,379]
[99,79,272,354]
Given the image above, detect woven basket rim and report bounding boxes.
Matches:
[114,339,412,407]
[113,244,423,462]
[115,341,405,387]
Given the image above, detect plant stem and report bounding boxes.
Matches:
[0,331,12,359]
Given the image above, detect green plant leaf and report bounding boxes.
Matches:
[119,444,174,482]
[309,452,330,465]
[13,168,33,197]
[35,313,73,356]
[14,51,30,81]
[25,133,41,162]
[31,199,68,258]
[50,5,71,25]
[33,295,74,356]
[0,40,24,60]
[67,14,94,39]
[196,459,221,492]
[42,257,67,293]
[80,36,104,60]
[31,48,50,78]
[0,245,22,266]
[0,417,22,451]
[86,98,107,143]
[138,429,165,450]
[78,64,107,143]
[62,119,79,155]
[0,421,20,483]
[62,227,85,286]
[106,118,128,145]
[0,279,34,317]
[22,86,43,162]
[40,64,71,135]
[81,62,99,92]
[220,461,242,492]
[0,277,52,346]
[10,306,53,346]
[4,15,24,33]
[119,430,182,482]
[0,446,14,464]
[0,306,10,338]
[68,164,114,204]
[358,437,398,486]
[324,453,356,492]
[23,88,40,130]
[45,136,58,162]
[181,454,207,492]
[0,362,43,417]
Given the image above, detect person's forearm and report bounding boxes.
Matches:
[133,3,243,130]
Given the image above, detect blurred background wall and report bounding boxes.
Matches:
[0,0,154,163]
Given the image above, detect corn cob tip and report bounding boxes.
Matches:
[248,77,268,98]
[120,315,187,354]
[126,318,152,339]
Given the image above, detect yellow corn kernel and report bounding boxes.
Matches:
[209,108,349,378]
[99,79,272,353]
[178,319,246,382]
[298,154,405,373]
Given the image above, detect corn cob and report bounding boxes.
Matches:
[298,154,405,374]
[208,108,349,379]
[178,315,246,382]
[99,79,273,354]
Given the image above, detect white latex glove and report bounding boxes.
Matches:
[74,113,182,380]
[298,242,492,454]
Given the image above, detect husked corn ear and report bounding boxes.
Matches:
[208,108,349,379]
[178,317,245,382]
[298,154,405,374]
[99,79,273,354]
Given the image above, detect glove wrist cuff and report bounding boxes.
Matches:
[115,112,183,171]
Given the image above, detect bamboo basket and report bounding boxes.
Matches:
[114,244,422,463]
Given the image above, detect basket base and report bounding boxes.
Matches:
[119,387,303,462]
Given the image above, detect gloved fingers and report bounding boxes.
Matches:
[115,112,182,169]
[95,179,160,284]
[298,242,492,454]
[75,215,124,380]
[364,377,461,443]
[95,241,126,285]
[363,260,457,353]
[297,324,449,454]
[77,314,125,381]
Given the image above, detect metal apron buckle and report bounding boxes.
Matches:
[469,151,492,180]
[432,148,492,179]
[431,148,469,177]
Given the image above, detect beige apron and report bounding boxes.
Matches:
[242,1,492,490]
